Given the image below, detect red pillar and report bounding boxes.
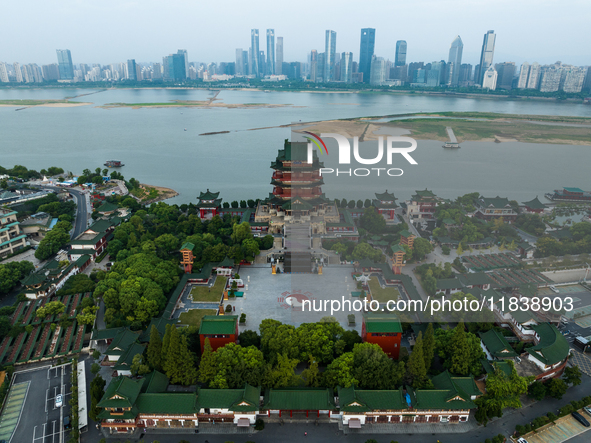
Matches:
[290,410,293,417]
[306,410,309,417]
[317,410,320,417]
[279,410,281,417]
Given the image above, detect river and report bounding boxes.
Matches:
[0,88,590,204]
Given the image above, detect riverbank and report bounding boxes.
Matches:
[100,100,299,109]
[131,183,179,204]
[0,99,91,107]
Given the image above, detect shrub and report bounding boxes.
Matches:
[254,418,265,430]
[225,304,232,313]
[442,245,451,255]
[239,313,246,323]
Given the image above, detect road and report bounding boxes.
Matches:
[36,185,89,238]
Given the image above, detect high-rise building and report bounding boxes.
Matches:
[235,49,244,75]
[447,36,463,86]
[324,30,337,82]
[370,57,387,85]
[266,29,275,75]
[276,37,283,75]
[583,67,591,92]
[359,28,375,84]
[427,61,445,87]
[56,49,74,80]
[482,65,498,90]
[251,29,260,77]
[162,54,186,81]
[152,63,162,79]
[310,50,318,82]
[390,65,408,82]
[477,30,496,85]
[340,52,353,83]
[259,51,266,77]
[178,50,189,79]
[458,64,473,84]
[539,64,562,92]
[495,62,515,90]
[395,41,407,66]
[127,59,137,81]
[517,62,530,89]
[0,62,9,82]
[561,66,587,93]
[42,64,60,81]
[526,62,541,89]
[317,53,325,83]
[13,63,23,82]
[408,62,424,83]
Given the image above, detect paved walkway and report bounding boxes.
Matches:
[0,381,29,442]
[570,350,591,376]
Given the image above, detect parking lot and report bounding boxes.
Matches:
[9,364,72,443]
[523,410,591,443]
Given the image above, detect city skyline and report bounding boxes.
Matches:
[2,0,590,66]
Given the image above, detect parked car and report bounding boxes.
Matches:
[584,405,591,417]
[63,415,71,429]
[55,394,63,408]
[572,411,590,427]
[549,285,560,293]
[517,438,529,443]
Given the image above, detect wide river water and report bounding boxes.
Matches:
[1,88,590,205]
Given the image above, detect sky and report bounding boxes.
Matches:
[2,0,590,67]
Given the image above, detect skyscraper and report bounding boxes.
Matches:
[527,62,541,89]
[359,28,375,84]
[243,51,249,75]
[447,36,463,86]
[127,59,137,81]
[370,57,387,85]
[340,52,353,83]
[517,62,530,89]
[495,62,515,90]
[56,49,74,80]
[477,30,496,85]
[259,51,266,78]
[0,62,9,82]
[13,63,23,82]
[42,64,60,81]
[266,29,275,75]
[317,53,325,83]
[276,37,283,75]
[236,49,244,75]
[251,29,260,77]
[324,30,337,82]
[178,50,189,79]
[310,50,318,82]
[395,41,407,66]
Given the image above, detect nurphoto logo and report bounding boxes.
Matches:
[304,132,419,177]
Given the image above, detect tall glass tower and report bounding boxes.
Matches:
[447,36,463,86]
[395,41,407,66]
[276,37,283,75]
[324,30,337,82]
[340,52,353,83]
[251,29,260,77]
[477,30,496,85]
[56,49,74,80]
[359,28,375,84]
[266,29,275,75]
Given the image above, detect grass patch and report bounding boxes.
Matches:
[369,277,400,304]
[130,185,159,202]
[0,99,73,106]
[190,276,227,302]
[178,309,217,327]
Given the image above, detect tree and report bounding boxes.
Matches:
[259,319,299,364]
[563,366,582,386]
[90,363,100,375]
[301,356,321,387]
[407,332,429,388]
[264,353,300,388]
[36,301,66,319]
[412,237,433,261]
[34,221,72,260]
[528,380,547,400]
[77,305,98,325]
[147,325,163,371]
[206,343,266,389]
[130,354,150,377]
[238,330,261,348]
[456,243,464,256]
[231,222,252,244]
[89,374,106,421]
[296,321,345,364]
[198,338,217,385]
[435,324,484,376]
[422,269,437,296]
[163,327,197,385]
[360,207,386,233]
[547,378,567,399]
[422,323,435,373]
[356,199,364,209]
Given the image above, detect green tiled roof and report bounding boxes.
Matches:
[481,359,514,377]
[198,190,220,200]
[414,189,436,198]
[375,190,397,201]
[196,198,222,209]
[563,187,584,193]
[527,323,570,365]
[113,342,146,371]
[459,273,494,287]
[199,316,237,335]
[180,242,195,251]
[217,256,235,267]
[436,278,461,290]
[510,309,539,324]
[197,384,260,412]
[479,329,517,358]
[364,313,402,333]
[97,376,144,409]
[413,370,478,410]
[549,229,573,240]
[136,393,198,414]
[22,272,47,286]
[105,329,141,356]
[399,230,414,238]
[522,197,547,210]
[390,244,405,254]
[141,370,170,394]
[98,202,118,213]
[70,231,107,246]
[338,385,408,412]
[478,197,511,209]
[263,388,335,410]
[91,327,124,341]
[87,219,115,233]
[442,218,456,225]
[74,255,92,267]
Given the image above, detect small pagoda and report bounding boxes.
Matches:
[391,244,406,274]
[522,196,547,213]
[180,242,195,273]
[400,230,416,249]
[372,190,398,220]
[196,189,222,219]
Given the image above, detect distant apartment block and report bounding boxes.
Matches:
[0,208,27,259]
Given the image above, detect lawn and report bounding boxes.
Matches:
[369,277,400,304]
[190,276,227,302]
[178,309,217,327]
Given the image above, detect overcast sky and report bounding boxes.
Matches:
[3,0,590,67]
